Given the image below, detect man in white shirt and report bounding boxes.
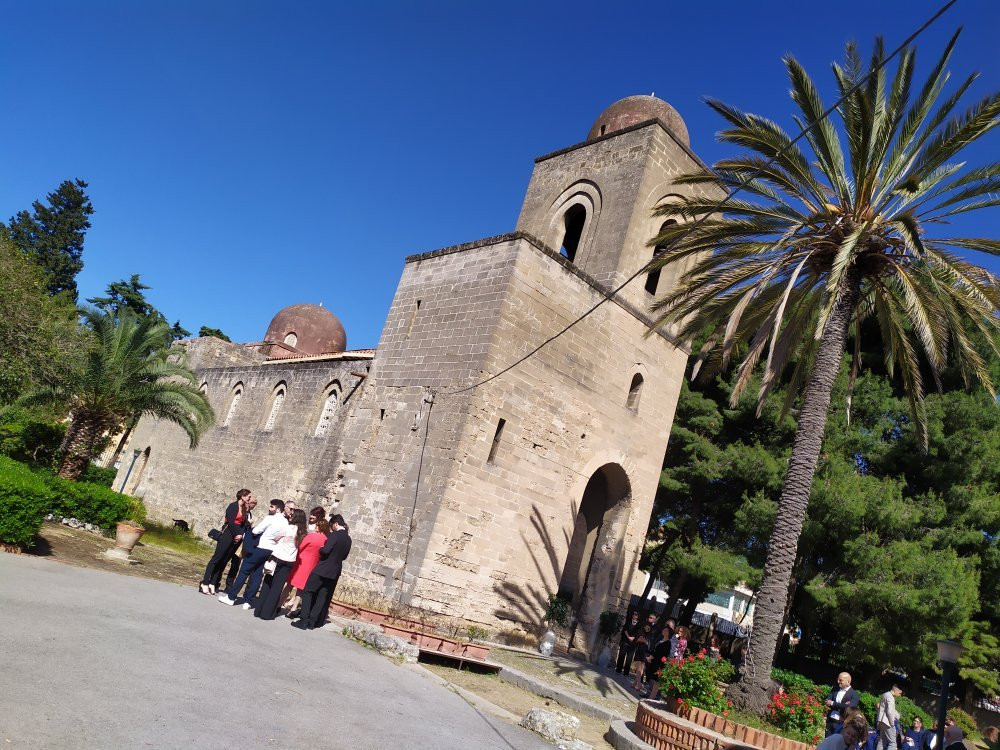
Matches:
[825,672,860,736]
[876,685,903,750]
[219,499,289,607]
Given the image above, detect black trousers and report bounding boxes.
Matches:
[220,548,242,590]
[616,642,636,674]
[254,559,293,620]
[201,530,236,587]
[299,573,340,629]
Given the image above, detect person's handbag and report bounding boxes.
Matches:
[263,559,277,575]
[208,528,222,541]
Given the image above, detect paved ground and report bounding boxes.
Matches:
[0,553,550,750]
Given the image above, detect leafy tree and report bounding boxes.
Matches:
[20,309,215,480]
[87,274,156,317]
[649,35,1000,712]
[198,326,231,342]
[0,238,89,403]
[87,274,191,341]
[1,179,93,299]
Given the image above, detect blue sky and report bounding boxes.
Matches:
[1,0,998,349]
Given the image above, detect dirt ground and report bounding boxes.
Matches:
[420,658,616,750]
[26,521,206,588]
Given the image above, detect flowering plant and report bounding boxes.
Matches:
[768,690,824,744]
[658,649,735,714]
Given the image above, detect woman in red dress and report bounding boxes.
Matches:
[284,511,329,617]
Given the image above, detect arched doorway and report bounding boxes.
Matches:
[558,463,632,651]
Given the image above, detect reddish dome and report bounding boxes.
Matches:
[587,95,689,146]
[263,304,346,357]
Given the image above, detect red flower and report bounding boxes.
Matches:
[723,710,729,716]
[662,656,667,663]
[698,652,705,660]
[790,709,795,715]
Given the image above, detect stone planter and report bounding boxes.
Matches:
[104,522,145,562]
[355,606,389,625]
[462,643,490,660]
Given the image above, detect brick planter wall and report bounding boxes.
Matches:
[635,700,814,750]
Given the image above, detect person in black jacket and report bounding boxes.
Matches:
[825,672,861,737]
[199,489,254,594]
[616,611,642,676]
[294,515,352,630]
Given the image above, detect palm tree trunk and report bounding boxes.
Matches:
[57,413,108,481]
[104,418,136,468]
[727,270,861,715]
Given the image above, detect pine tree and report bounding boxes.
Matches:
[1,179,93,300]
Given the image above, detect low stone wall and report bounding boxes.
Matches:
[635,700,812,750]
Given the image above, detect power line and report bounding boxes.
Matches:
[437,0,958,398]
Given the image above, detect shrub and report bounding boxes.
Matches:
[768,690,825,744]
[78,464,117,488]
[0,409,65,467]
[0,455,53,547]
[948,707,978,739]
[858,691,879,725]
[467,625,489,642]
[599,610,623,639]
[658,649,736,714]
[772,669,826,700]
[897,696,933,730]
[544,593,571,627]
[44,474,145,528]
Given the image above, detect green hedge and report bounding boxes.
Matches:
[78,464,118,488]
[0,455,52,547]
[0,457,145,547]
[42,472,145,528]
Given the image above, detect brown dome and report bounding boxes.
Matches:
[587,95,689,146]
[263,304,346,357]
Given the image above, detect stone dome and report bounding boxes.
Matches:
[263,304,347,357]
[587,95,689,147]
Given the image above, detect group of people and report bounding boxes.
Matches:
[821,672,968,750]
[615,611,700,697]
[198,489,352,631]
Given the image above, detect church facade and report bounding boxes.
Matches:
[115,96,718,650]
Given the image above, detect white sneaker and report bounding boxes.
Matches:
[242,603,252,610]
[218,595,236,605]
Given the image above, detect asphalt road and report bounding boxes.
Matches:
[0,553,550,750]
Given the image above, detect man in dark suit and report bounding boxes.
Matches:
[825,671,861,736]
[295,514,352,630]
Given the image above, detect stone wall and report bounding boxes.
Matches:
[114,340,372,535]
[335,232,687,650]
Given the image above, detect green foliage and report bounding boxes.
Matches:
[87,275,190,341]
[768,691,825,744]
[140,520,209,555]
[0,408,65,466]
[658,650,735,714]
[771,669,826,700]
[198,326,231,342]
[1,179,93,299]
[78,464,117,488]
[599,610,623,639]
[897,697,933,730]
[0,239,89,403]
[39,470,145,528]
[857,691,879,725]
[544,593,571,627]
[0,455,52,547]
[947,708,978,739]
[466,625,489,642]
[20,308,215,480]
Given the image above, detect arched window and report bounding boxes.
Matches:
[283,332,298,347]
[558,204,588,262]
[222,384,243,427]
[626,373,644,412]
[264,383,286,431]
[645,220,677,295]
[199,381,208,394]
[314,384,340,437]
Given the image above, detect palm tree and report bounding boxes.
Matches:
[24,308,215,481]
[648,33,1000,713]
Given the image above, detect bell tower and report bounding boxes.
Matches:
[515,95,713,313]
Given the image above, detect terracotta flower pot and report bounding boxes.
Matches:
[104,522,145,562]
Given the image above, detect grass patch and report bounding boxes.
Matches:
[139,521,212,555]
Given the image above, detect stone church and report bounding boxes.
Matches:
[115,95,717,650]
